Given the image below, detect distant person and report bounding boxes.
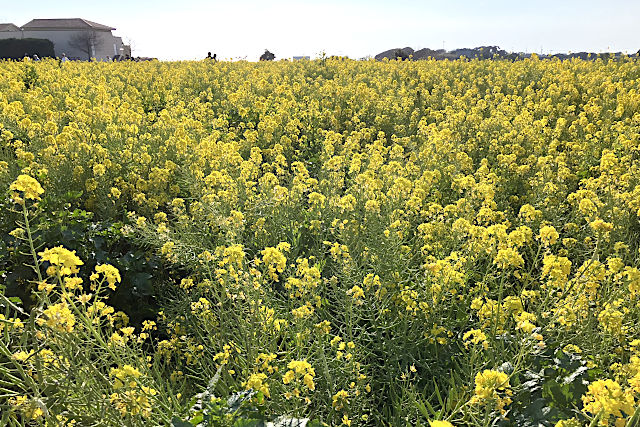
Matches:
[60,53,69,63]
[260,49,275,61]
[32,54,39,61]
[206,52,213,60]
[213,53,217,62]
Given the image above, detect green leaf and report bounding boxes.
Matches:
[171,416,193,427]
[546,381,568,408]
[234,419,266,427]
[190,414,204,425]
[269,417,310,427]
[563,366,588,385]
[227,389,257,413]
[131,271,154,296]
[498,361,514,375]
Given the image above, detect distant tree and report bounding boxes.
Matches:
[260,49,275,61]
[394,49,409,60]
[68,31,101,60]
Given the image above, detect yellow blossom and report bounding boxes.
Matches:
[10,174,44,201]
[39,246,83,276]
[470,369,512,414]
[91,264,121,290]
[39,302,75,333]
[538,225,559,246]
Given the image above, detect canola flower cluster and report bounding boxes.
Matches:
[1,56,640,425]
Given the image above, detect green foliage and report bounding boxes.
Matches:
[0,38,55,60]
[173,375,322,427]
[0,190,162,324]
[508,348,596,426]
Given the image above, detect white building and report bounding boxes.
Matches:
[0,18,130,60]
[0,23,21,33]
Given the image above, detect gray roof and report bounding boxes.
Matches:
[0,23,20,32]
[22,18,115,31]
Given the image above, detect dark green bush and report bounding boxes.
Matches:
[0,38,55,60]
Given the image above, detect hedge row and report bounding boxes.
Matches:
[0,38,55,59]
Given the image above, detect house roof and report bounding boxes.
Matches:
[0,23,20,32]
[22,18,115,31]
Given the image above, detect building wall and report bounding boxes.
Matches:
[95,30,122,60]
[0,30,22,40]
[21,29,120,60]
[112,36,127,57]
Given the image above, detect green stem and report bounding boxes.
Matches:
[22,201,43,283]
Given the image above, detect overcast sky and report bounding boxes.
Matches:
[2,0,639,60]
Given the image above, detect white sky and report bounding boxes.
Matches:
[2,0,639,60]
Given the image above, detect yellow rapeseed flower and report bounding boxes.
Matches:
[470,369,512,414]
[38,246,83,276]
[39,302,75,333]
[91,264,121,290]
[10,174,44,201]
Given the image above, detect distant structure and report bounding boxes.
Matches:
[292,56,310,61]
[0,23,21,33]
[0,18,130,60]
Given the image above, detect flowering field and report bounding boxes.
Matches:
[1,57,640,426]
